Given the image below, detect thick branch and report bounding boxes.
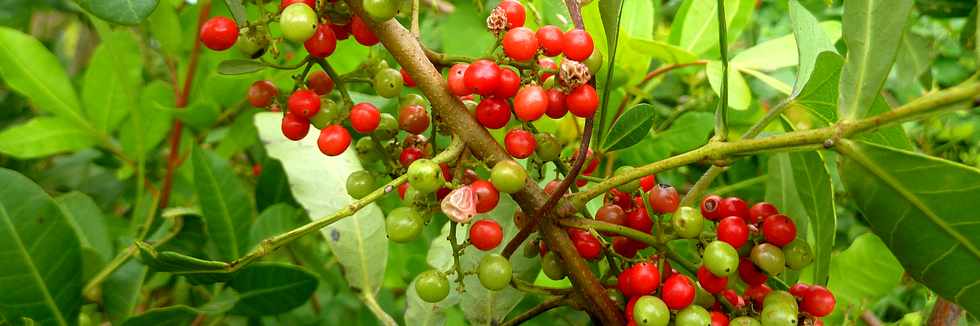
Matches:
[927,298,962,325]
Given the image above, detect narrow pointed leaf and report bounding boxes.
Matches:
[192,146,254,261]
[218,59,267,75]
[601,104,656,151]
[228,263,318,316]
[77,0,159,25]
[0,27,87,127]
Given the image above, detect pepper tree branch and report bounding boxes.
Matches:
[341,1,623,323]
[562,80,980,213]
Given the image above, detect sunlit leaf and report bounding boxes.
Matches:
[76,0,159,25]
[601,104,656,151]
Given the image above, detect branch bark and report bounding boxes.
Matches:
[927,298,962,326]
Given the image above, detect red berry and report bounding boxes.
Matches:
[639,175,657,192]
[544,88,567,118]
[737,257,768,285]
[329,23,350,40]
[305,24,337,57]
[287,89,321,118]
[626,296,638,322]
[762,214,797,246]
[464,60,501,96]
[720,289,746,309]
[661,274,696,310]
[701,195,723,221]
[469,219,504,250]
[612,236,644,258]
[514,85,547,121]
[280,0,315,11]
[200,17,238,51]
[307,70,334,95]
[596,204,627,226]
[543,180,563,195]
[697,265,728,294]
[281,112,310,140]
[647,184,680,214]
[718,197,750,222]
[536,25,564,56]
[568,229,601,260]
[749,202,778,225]
[801,286,835,317]
[538,58,558,83]
[503,27,538,61]
[743,283,771,309]
[248,80,278,107]
[625,206,652,233]
[350,103,380,133]
[717,216,749,248]
[399,147,424,167]
[710,311,729,326]
[447,63,470,96]
[398,104,430,134]
[317,125,351,156]
[475,97,511,129]
[494,68,520,98]
[608,189,635,210]
[562,28,593,61]
[400,67,416,87]
[573,148,600,174]
[496,0,525,28]
[471,180,500,213]
[397,182,409,199]
[618,262,660,297]
[350,16,379,46]
[504,129,536,159]
[789,283,811,298]
[566,84,598,117]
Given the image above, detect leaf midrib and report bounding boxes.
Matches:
[0,31,88,130]
[0,205,68,326]
[197,152,240,259]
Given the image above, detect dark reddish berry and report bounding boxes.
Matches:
[475,97,511,129]
[596,204,627,226]
[350,103,380,133]
[639,175,657,192]
[543,180,562,195]
[400,67,416,87]
[566,84,598,117]
[464,60,501,96]
[801,286,835,317]
[538,58,558,82]
[618,262,660,297]
[503,27,538,61]
[717,216,749,248]
[647,184,680,214]
[749,202,778,225]
[661,274,696,310]
[701,195,724,221]
[710,311,729,326]
[697,266,728,294]
[504,129,536,159]
[447,63,470,96]
[608,189,635,210]
[612,236,644,258]
[544,88,567,118]
[470,219,503,250]
[318,125,351,156]
[329,23,350,40]
[471,180,500,213]
[306,70,334,95]
[397,182,409,199]
[536,25,563,56]
[400,147,424,167]
[573,148,600,174]
[743,283,771,309]
[789,283,811,298]
[200,16,238,51]
[281,112,310,140]
[398,104,430,134]
[248,80,278,107]
[762,214,797,246]
[494,68,520,98]
[496,0,525,28]
[720,289,746,309]
[568,229,601,260]
[562,28,593,61]
[287,89,321,118]
[625,206,652,233]
[514,85,547,121]
[718,197,750,222]
[351,16,379,46]
[305,24,337,57]
[737,257,768,285]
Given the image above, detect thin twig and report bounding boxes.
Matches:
[500,295,566,326]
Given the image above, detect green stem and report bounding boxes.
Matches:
[558,218,698,273]
[313,58,354,107]
[707,175,768,196]
[447,221,466,291]
[713,0,730,141]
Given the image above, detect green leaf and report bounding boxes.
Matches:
[120,81,173,159]
[601,104,656,151]
[217,59,267,75]
[825,233,904,324]
[838,140,980,315]
[249,204,303,249]
[102,260,148,324]
[215,109,259,158]
[77,0,159,25]
[135,241,233,284]
[731,21,841,72]
[669,0,755,56]
[82,29,141,134]
[146,1,182,55]
[837,0,914,120]
[0,117,98,159]
[55,192,113,261]
[706,61,751,111]
[120,305,197,326]
[439,0,494,58]
[627,38,698,64]
[894,31,931,86]
[619,112,714,165]
[788,0,839,96]
[0,27,87,128]
[0,169,83,326]
[228,263,318,316]
[191,146,255,261]
[256,159,297,211]
[253,112,393,323]
[223,0,248,25]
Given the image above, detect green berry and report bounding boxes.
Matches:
[750,243,786,275]
[675,305,711,326]
[633,295,670,326]
[362,0,401,21]
[703,240,739,277]
[763,290,797,311]
[280,3,318,43]
[346,170,376,199]
[534,133,561,162]
[542,251,565,280]
[761,303,798,326]
[373,113,399,140]
[490,160,527,194]
[400,93,429,108]
[355,137,381,161]
[782,240,813,270]
[311,98,339,129]
[374,68,404,98]
[414,269,450,303]
[672,206,704,239]
[386,207,424,242]
[583,48,603,74]
[729,317,762,326]
[407,159,443,194]
[477,254,512,291]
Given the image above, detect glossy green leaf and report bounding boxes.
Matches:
[228,263,318,316]
[77,0,159,25]
[120,81,173,159]
[0,116,97,159]
[619,112,714,165]
[0,27,87,128]
[224,0,248,25]
[837,0,914,120]
[825,233,904,324]
[838,140,980,315]
[82,27,141,134]
[0,169,83,326]
[254,112,393,323]
[146,1,182,55]
[731,21,841,72]
[601,104,656,151]
[217,59,267,75]
[706,61,751,111]
[628,38,698,64]
[669,0,755,56]
[55,192,113,261]
[102,260,148,324]
[120,305,197,326]
[788,0,839,96]
[192,146,255,261]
